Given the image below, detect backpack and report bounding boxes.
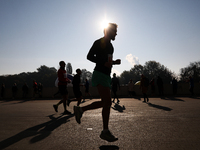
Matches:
[144,77,149,87]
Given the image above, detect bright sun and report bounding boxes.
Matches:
[101,20,109,30]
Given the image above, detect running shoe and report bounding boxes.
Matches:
[100,130,118,142]
[64,110,71,114]
[74,106,82,124]
[53,105,58,112]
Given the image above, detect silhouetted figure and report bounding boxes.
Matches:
[150,78,156,96]
[32,80,38,99]
[189,76,194,96]
[111,73,120,103]
[69,69,83,106]
[22,83,29,98]
[157,76,164,96]
[1,83,5,99]
[53,61,71,114]
[12,83,18,99]
[128,79,136,97]
[84,79,92,100]
[38,83,43,98]
[172,78,178,96]
[74,23,120,142]
[140,74,149,102]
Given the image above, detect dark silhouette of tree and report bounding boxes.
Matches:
[0,65,57,88]
[0,65,94,89]
[143,61,173,83]
[0,60,180,89]
[180,61,200,83]
[120,65,143,84]
[119,61,174,85]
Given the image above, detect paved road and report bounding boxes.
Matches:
[0,97,200,150]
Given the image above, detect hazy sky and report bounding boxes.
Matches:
[1,0,200,76]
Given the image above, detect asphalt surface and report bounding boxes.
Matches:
[0,97,200,150]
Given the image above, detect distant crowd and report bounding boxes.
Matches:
[0,80,43,99]
[0,74,195,101]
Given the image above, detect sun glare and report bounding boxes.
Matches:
[101,20,109,30]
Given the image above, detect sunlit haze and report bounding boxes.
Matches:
[0,0,200,77]
[101,20,109,30]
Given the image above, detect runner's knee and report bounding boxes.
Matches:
[103,98,112,107]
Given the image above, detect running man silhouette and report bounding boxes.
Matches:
[68,68,83,106]
[53,61,71,114]
[84,79,92,100]
[74,23,121,142]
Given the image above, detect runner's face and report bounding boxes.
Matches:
[61,62,65,68]
[109,28,117,40]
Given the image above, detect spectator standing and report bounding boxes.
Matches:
[1,83,5,99]
[33,80,38,99]
[189,76,194,96]
[12,83,18,99]
[140,74,149,102]
[22,83,29,98]
[157,76,164,96]
[111,73,120,103]
[172,78,178,96]
[38,83,43,98]
[84,79,92,100]
[128,79,135,97]
[150,78,156,96]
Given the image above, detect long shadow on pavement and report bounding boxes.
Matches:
[99,145,119,150]
[161,97,185,102]
[0,114,74,149]
[1,99,41,105]
[147,102,172,111]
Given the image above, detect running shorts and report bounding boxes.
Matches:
[58,85,68,95]
[73,86,82,98]
[92,70,111,89]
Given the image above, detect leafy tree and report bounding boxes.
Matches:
[0,65,57,88]
[143,61,173,83]
[120,64,143,84]
[130,64,144,81]
[180,61,200,82]
[119,60,174,84]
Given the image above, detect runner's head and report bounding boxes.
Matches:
[76,68,82,75]
[104,23,118,41]
[59,61,66,68]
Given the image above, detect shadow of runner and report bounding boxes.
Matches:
[148,103,172,111]
[162,97,185,102]
[1,99,36,105]
[111,103,125,112]
[0,114,74,149]
[99,145,119,150]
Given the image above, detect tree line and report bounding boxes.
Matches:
[119,60,200,85]
[0,63,93,89]
[0,61,199,89]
